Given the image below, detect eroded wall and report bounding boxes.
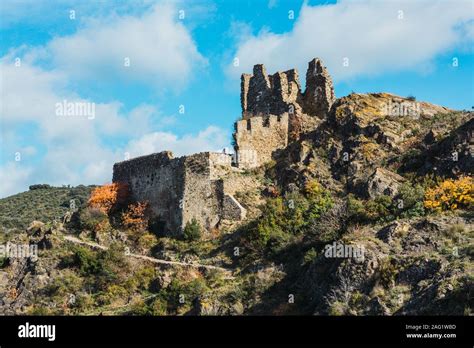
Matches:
[112,151,244,236]
[234,114,289,168]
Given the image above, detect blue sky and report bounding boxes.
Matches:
[0,0,473,197]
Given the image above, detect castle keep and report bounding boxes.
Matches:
[113,151,245,236]
[112,58,335,236]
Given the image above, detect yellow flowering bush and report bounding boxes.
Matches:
[424,176,474,211]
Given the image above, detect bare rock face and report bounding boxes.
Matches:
[411,117,474,177]
[303,58,335,117]
[305,215,472,315]
[366,168,405,199]
[27,220,60,250]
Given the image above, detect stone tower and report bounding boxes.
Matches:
[303,58,336,117]
[234,57,336,168]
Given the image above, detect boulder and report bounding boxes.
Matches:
[366,168,404,198]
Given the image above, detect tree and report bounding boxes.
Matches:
[88,182,129,213]
[121,202,149,231]
[183,218,202,241]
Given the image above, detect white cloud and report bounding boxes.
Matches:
[0,60,227,197]
[0,2,222,197]
[227,0,474,82]
[125,126,230,159]
[0,61,158,141]
[4,2,206,90]
[39,2,206,89]
[0,162,33,198]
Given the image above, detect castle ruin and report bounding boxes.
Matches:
[234,58,335,168]
[112,58,335,236]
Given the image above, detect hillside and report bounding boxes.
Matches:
[0,185,94,230]
[0,89,472,316]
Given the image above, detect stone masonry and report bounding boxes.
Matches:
[235,58,336,168]
[113,151,246,236]
[234,114,289,168]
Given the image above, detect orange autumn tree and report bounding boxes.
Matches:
[121,201,149,231]
[88,182,129,214]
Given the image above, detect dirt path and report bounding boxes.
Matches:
[63,235,234,276]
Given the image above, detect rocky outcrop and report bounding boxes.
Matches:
[304,215,473,315]
[404,117,474,177]
[366,168,404,199]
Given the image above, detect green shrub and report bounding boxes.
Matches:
[45,270,83,298]
[348,182,426,224]
[98,284,129,305]
[29,184,52,190]
[61,243,129,293]
[304,180,333,220]
[183,218,202,241]
[303,248,318,265]
[150,296,168,315]
[61,246,102,275]
[0,256,9,268]
[378,257,398,288]
[79,249,103,274]
[129,266,156,291]
[245,182,333,254]
[348,194,395,223]
[158,277,209,314]
[79,207,108,231]
[397,182,425,218]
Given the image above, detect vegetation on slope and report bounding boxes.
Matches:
[0,185,94,230]
[0,100,472,316]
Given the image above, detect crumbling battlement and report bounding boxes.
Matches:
[112,151,245,236]
[235,58,335,169]
[234,114,289,168]
[240,58,335,119]
[241,65,302,118]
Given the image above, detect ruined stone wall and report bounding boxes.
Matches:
[208,152,233,179]
[181,153,223,232]
[241,65,301,118]
[112,151,245,236]
[240,58,335,119]
[234,113,289,168]
[303,58,336,117]
[111,57,336,233]
[112,152,185,235]
[235,58,336,168]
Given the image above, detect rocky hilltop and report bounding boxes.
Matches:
[0,58,472,316]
